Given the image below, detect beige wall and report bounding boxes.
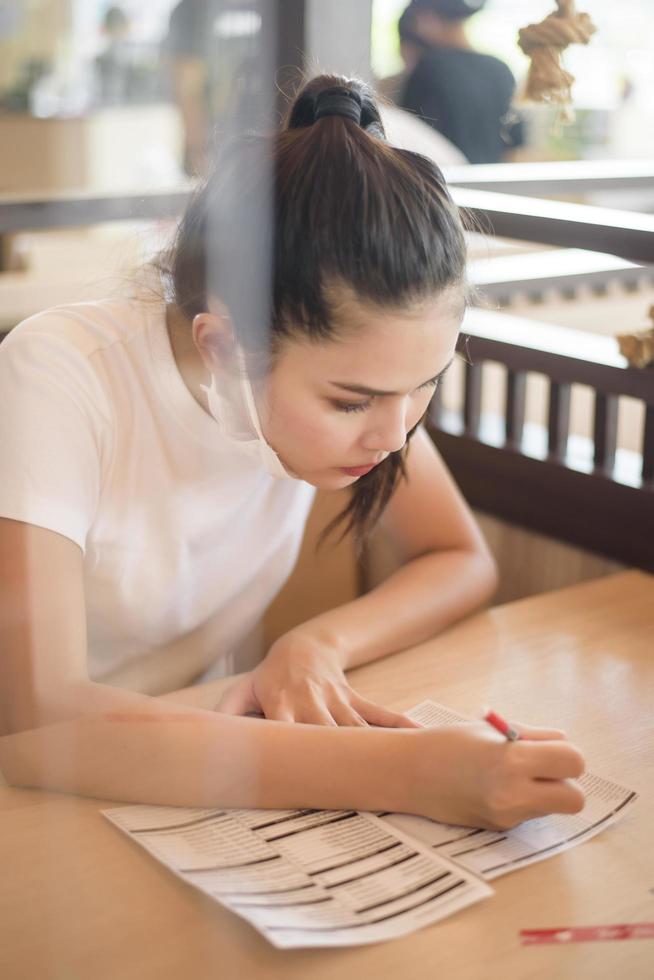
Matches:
[364,509,623,608]
[0,116,87,193]
[0,105,183,195]
[474,512,623,606]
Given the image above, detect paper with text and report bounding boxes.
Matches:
[103,802,490,948]
[380,701,638,880]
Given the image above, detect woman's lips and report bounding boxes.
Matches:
[339,463,379,477]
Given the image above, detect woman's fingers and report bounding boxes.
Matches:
[254,684,418,730]
[518,739,586,780]
[328,701,368,727]
[216,677,258,716]
[264,693,337,726]
[512,723,568,741]
[264,702,297,724]
[527,777,586,818]
[353,696,422,729]
[297,701,338,726]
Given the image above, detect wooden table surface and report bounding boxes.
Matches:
[1,571,653,980]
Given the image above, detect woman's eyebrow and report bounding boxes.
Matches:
[329,357,454,397]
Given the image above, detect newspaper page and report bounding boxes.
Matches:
[379,701,638,880]
[103,802,491,949]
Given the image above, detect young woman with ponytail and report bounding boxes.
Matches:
[0,75,585,829]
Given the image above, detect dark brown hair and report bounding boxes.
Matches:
[166,73,467,548]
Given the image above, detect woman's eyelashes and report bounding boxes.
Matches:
[333,399,372,414]
[332,377,439,414]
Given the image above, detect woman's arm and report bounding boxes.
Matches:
[0,518,584,827]
[0,517,409,809]
[303,427,498,669]
[218,429,497,722]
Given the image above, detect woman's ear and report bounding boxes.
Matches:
[192,308,237,373]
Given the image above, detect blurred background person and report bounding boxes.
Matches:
[397,0,524,164]
[164,0,270,178]
[376,3,467,167]
[376,4,429,105]
[94,6,145,108]
[164,0,214,178]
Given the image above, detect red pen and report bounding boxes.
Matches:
[482,706,520,741]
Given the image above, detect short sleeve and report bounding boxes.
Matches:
[401,57,445,132]
[0,327,112,552]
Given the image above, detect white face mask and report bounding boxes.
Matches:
[200,352,295,480]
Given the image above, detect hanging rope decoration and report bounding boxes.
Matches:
[617,307,654,369]
[518,0,597,123]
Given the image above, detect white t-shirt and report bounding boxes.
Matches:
[0,292,316,680]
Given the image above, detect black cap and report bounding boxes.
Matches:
[410,0,486,21]
[399,8,431,48]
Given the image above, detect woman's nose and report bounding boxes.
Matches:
[362,404,408,454]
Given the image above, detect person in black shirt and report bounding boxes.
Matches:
[399,0,524,164]
[377,5,431,105]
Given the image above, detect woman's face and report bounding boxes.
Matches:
[257,289,463,489]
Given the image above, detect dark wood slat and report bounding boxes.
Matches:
[643,406,654,485]
[547,382,571,461]
[0,189,193,234]
[430,427,654,572]
[463,362,483,436]
[593,394,619,474]
[454,187,654,265]
[505,369,527,448]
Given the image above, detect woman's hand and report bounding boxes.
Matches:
[405,721,586,829]
[216,630,420,728]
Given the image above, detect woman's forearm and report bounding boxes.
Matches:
[0,685,414,812]
[296,548,497,671]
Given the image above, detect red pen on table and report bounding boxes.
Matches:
[482,706,521,741]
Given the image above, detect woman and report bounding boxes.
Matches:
[0,75,584,829]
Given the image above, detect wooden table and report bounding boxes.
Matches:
[1,571,653,980]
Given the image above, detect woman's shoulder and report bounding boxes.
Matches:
[4,294,158,363]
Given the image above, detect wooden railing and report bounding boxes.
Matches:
[0,186,192,235]
[453,188,654,265]
[1,179,654,263]
[444,159,654,197]
[430,309,654,571]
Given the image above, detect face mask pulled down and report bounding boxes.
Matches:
[200,354,295,480]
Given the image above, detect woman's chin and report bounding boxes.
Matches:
[297,468,359,490]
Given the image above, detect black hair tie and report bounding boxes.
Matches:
[314,87,362,125]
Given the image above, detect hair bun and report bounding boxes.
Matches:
[314,87,363,125]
